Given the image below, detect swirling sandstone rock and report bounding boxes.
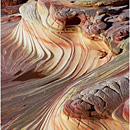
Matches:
[1,0,129,130]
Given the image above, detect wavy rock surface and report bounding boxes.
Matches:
[1,0,129,130]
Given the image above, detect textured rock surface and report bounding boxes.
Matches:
[64,73,129,119]
[1,0,28,8]
[1,0,129,130]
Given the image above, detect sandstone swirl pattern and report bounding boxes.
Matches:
[1,0,129,130]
